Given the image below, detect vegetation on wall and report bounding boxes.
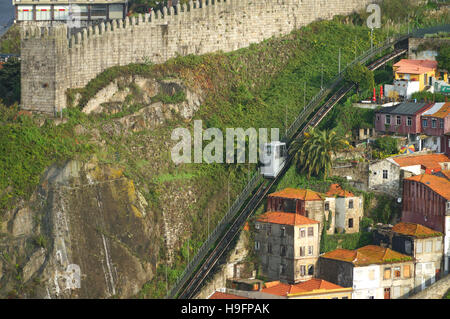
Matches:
[0,58,20,106]
[411,91,447,102]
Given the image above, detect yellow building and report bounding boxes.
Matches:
[393,59,448,91]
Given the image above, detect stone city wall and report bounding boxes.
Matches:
[20,0,375,113]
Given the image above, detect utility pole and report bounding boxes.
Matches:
[228,179,230,210]
[321,63,324,90]
[303,82,306,110]
[338,48,341,74]
[285,104,287,136]
[370,28,374,51]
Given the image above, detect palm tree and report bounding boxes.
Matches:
[291,127,349,180]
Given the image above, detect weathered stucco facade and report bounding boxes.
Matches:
[19,0,374,113]
[255,213,320,284]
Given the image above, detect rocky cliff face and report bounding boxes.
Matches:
[0,158,160,298]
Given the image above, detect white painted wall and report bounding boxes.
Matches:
[352,265,381,299]
[401,165,423,176]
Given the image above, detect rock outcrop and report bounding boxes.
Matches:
[0,158,161,298]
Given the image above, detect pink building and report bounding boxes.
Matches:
[374,102,433,136]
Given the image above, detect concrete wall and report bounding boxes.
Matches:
[369,159,401,196]
[409,273,450,299]
[20,0,375,113]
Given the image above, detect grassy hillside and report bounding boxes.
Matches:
[0,1,447,298]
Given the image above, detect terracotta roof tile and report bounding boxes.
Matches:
[391,154,450,171]
[326,184,355,198]
[256,212,319,226]
[261,279,346,297]
[394,59,437,74]
[269,188,324,201]
[209,292,250,299]
[441,170,450,180]
[392,222,443,238]
[404,174,450,200]
[321,245,413,266]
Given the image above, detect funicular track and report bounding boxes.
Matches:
[167,25,449,300]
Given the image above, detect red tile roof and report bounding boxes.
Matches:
[394,59,437,74]
[405,174,450,200]
[261,279,347,297]
[269,188,324,201]
[440,170,450,180]
[321,245,413,266]
[326,184,355,198]
[209,291,250,299]
[392,222,443,238]
[391,154,450,171]
[256,212,319,226]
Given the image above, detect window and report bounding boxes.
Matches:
[267,225,272,235]
[267,243,272,254]
[300,247,305,257]
[284,200,296,213]
[432,119,436,128]
[299,265,307,276]
[308,265,314,276]
[18,6,34,21]
[422,119,428,127]
[440,119,444,128]
[405,241,412,254]
[435,239,442,252]
[305,210,309,218]
[383,268,391,280]
[91,4,107,20]
[36,6,51,20]
[385,115,391,125]
[300,228,306,238]
[325,202,330,211]
[308,246,313,256]
[396,116,401,125]
[394,267,401,278]
[308,227,314,237]
[280,226,286,237]
[404,265,411,278]
[255,241,260,250]
[109,4,124,19]
[383,170,388,179]
[280,245,286,257]
[255,223,260,230]
[369,296,375,299]
[425,240,432,253]
[349,200,354,209]
[407,117,412,126]
[348,218,354,228]
[416,242,423,254]
[280,264,286,275]
[342,296,349,299]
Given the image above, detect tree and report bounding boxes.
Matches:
[436,45,450,72]
[292,128,349,180]
[344,63,374,93]
[0,58,20,106]
[374,136,398,155]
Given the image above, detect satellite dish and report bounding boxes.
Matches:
[397,197,402,203]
